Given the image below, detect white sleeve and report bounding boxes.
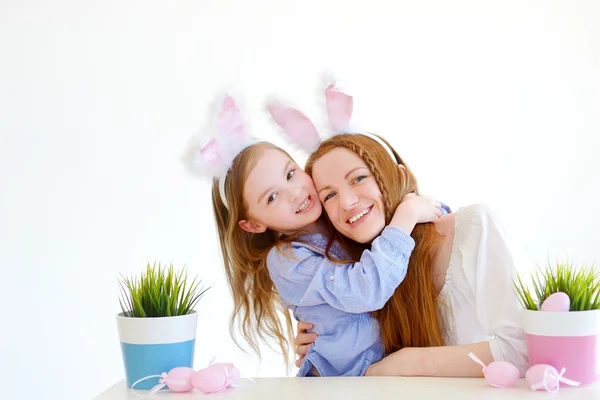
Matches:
[460,204,529,376]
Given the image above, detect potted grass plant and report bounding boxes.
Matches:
[514,260,600,386]
[116,262,210,389]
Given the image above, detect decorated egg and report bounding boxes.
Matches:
[540,292,570,312]
[483,361,520,388]
[164,367,195,392]
[526,364,560,391]
[209,362,240,385]
[192,366,229,394]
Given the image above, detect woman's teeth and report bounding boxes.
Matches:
[349,208,370,224]
[296,198,311,213]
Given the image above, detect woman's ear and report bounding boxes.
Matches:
[238,219,267,234]
[398,163,407,179]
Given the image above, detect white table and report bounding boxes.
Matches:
[94,377,600,399]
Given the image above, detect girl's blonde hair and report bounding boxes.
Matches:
[212,141,297,368]
[305,133,446,354]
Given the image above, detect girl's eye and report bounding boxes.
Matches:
[352,176,367,184]
[267,193,278,204]
[324,192,336,202]
[287,169,295,180]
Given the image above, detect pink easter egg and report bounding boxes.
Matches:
[192,367,228,394]
[526,364,560,391]
[540,292,570,312]
[209,363,240,386]
[483,361,520,388]
[165,367,195,393]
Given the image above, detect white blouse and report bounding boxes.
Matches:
[437,204,529,376]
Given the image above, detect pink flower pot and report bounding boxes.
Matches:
[523,309,600,387]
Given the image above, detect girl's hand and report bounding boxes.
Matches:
[390,193,442,234]
[399,193,443,223]
[294,321,317,368]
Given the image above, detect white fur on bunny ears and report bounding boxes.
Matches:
[265,76,397,162]
[182,90,258,209]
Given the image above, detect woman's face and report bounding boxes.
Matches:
[311,147,386,244]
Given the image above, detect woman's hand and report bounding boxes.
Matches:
[365,348,419,376]
[294,321,318,367]
[365,342,491,377]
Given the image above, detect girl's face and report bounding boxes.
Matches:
[238,148,322,235]
[311,147,386,244]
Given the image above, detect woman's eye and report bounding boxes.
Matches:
[287,169,295,180]
[353,176,367,184]
[267,193,277,204]
[324,192,336,202]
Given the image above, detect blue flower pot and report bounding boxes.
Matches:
[116,311,198,390]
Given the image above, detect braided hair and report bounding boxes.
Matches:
[305,133,445,354]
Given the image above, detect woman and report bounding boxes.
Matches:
[297,133,528,377]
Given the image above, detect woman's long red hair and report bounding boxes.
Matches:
[305,134,445,354]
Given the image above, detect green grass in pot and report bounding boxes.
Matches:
[118,261,210,317]
[514,260,600,311]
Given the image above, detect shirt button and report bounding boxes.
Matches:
[329,275,334,281]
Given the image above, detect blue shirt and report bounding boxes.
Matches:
[266,203,451,377]
[267,226,415,376]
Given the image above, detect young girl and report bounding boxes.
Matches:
[183,92,447,377]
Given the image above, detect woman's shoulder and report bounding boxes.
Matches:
[450,203,508,248]
[432,204,507,292]
[435,203,499,232]
[455,204,504,230]
[454,203,496,218]
[434,203,504,256]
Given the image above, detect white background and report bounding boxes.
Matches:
[1,1,599,399]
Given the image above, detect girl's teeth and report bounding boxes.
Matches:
[349,208,370,224]
[297,198,311,213]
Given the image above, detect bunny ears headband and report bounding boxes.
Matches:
[266,82,397,162]
[183,80,398,209]
[182,93,257,208]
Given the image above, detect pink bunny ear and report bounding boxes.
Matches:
[198,137,222,167]
[182,92,254,182]
[325,83,353,132]
[218,94,246,143]
[267,103,321,152]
